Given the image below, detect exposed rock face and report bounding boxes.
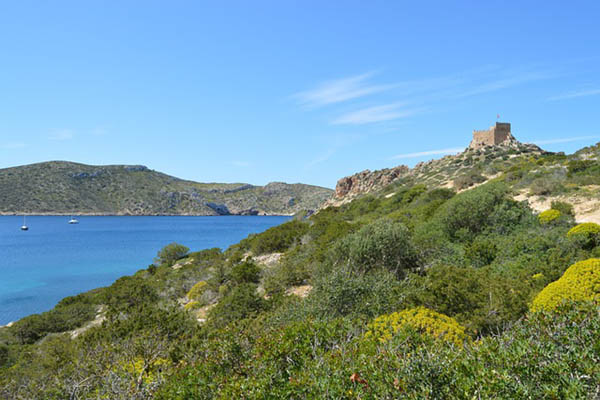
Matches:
[326,127,547,206]
[334,165,409,199]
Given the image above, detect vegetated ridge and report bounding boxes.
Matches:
[1,124,600,398]
[329,127,600,223]
[0,161,333,216]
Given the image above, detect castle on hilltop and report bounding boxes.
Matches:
[469,122,513,149]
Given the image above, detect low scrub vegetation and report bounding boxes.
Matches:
[2,179,600,398]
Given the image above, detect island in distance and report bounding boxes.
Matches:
[0,161,333,216]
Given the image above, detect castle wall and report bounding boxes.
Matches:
[469,122,512,149]
[492,123,511,144]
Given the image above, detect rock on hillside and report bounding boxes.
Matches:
[327,134,545,206]
[0,161,333,216]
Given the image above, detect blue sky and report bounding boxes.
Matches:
[1,1,599,188]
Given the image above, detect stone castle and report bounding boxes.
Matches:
[469,122,513,149]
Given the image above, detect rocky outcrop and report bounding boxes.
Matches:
[334,165,409,199]
[326,129,547,206]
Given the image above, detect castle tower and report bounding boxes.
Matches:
[470,122,512,149]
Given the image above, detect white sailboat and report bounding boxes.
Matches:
[68,215,79,224]
[20,215,28,231]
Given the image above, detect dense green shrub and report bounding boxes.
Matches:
[239,220,309,255]
[229,261,261,285]
[430,182,529,241]
[208,283,267,328]
[531,258,600,311]
[465,236,497,267]
[568,159,595,175]
[155,242,189,266]
[306,267,407,319]
[551,200,574,216]
[408,265,530,335]
[9,297,96,344]
[328,218,420,277]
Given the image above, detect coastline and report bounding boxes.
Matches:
[0,211,296,217]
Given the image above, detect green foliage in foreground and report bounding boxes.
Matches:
[155,242,189,266]
[2,180,600,398]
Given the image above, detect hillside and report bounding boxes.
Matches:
[1,138,600,398]
[329,136,600,223]
[0,161,333,216]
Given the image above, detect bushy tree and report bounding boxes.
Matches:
[208,283,267,328]
[328,218,420,277]
[229,261,261,285]
[155,242,189,266]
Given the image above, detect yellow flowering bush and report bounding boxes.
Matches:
[531,258,600,311]
[538,209,561,224]
[184,300,199,310]
[365,306,467,346]
[567,223,600,248]
[186,281,207,301]
[121,357,168,385]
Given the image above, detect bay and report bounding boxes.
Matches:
[0,215,290,325]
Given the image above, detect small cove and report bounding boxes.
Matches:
[0,215,290,325]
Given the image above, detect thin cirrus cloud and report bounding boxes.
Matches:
[332,103,424,125]
[547,88,600,101]
[528,135,600,145]
[390,147,464,160]
[293,72,395,107]
[231,160,251,167]
[454,69,555,98]
[1,141,26,150]
[49,129,74,141]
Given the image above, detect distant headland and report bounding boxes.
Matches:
[0,161,333,216]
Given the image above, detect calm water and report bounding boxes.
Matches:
[0,215,289,325]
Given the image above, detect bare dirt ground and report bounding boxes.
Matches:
[514,186,600,223]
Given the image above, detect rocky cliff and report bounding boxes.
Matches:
[328,136,545,206]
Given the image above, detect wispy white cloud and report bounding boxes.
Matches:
[455,69,555,98]
[49,129,74,141]
[294,72,395,107]
[91,127,108,136]
[547,88,600,101]
[332,103,424,125]
[528,135,600,145]
[390,147,463,160]
[1,141,26,150]
[305,149,336,169]
[232,160,251,167]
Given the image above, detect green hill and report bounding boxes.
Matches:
[0,161,333,215]
[2,143,600,398]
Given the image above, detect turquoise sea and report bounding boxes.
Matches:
[0,215,289,325]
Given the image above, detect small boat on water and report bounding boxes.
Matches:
[68,216,79,224]
[21,215,28,231]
